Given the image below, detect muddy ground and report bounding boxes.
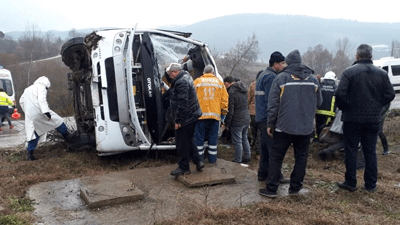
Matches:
[1,114,400,224]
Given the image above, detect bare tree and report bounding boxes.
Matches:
[44,32,61,57]
[331,38,353,79]
[19,23,44,60]
[302,44,333,75]
[68,28,85,38]
[18,23,44,85]
[216,33,260,85]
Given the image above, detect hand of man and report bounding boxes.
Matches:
[175,123,181,130]
[220,114,226,123]
[267,127,274,137]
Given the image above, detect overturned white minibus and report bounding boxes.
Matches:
[61,28,220,155]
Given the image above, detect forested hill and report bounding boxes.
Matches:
[4,13,400,60]
[162,13,400,60]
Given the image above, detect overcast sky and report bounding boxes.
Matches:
[2,0,400,33]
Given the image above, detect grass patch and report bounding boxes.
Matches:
[8,197,35,213]
[7,152,25,163]
[0,214,29,225]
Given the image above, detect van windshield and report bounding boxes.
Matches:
[149,34,197,76]
[0,79,13,96]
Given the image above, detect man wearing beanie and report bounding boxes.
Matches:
[255,51,287,183]
[259,50,322,198]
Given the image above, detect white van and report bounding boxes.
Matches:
[0,67,15,123]
[61,28,221,155]
[373,57,400,91]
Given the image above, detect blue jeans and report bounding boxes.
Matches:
[27,123,68,152]
[266,131,310,193]
[195,119,220,163]
[230,125,251,162]
[343,122,379,190]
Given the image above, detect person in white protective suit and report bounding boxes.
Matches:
[19,76,70,161]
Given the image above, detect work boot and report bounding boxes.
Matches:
[241,158,251,164]
[27,151,37,161]
[196,161,205,171]
[337,181,357,192]
[259,188,277,198]
[170,167,190,176]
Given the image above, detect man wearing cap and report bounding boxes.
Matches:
[260,50,322,198]
[255,51,287,182]
[166,63,205,176]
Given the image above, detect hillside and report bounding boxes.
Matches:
[162,13,400,60]
[4,13,400,60]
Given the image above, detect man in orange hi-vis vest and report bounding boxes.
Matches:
[194,65,228,163]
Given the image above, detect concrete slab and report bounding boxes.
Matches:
[80,179,144,209]
[176,163,236,187]
[0,120,26,149]
[27,159,309,225]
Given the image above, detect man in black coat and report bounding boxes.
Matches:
[166,63,205,176]
[335,44,395,192]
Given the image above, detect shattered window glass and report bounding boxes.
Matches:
[149,34,196,73]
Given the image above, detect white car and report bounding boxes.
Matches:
[61,28,220,155]
[373,57,400,91]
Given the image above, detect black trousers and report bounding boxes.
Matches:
[377,119,389,152]
[315,114,333,138]
[266,131,310,192]
[257,123,273,179]
[176,121,201,171]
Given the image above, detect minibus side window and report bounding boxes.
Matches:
[0,79,13,96]
[382,66,389,72]
[391,65,400,76]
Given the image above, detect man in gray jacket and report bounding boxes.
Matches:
[224,76,251,163]
[259,50,322,198]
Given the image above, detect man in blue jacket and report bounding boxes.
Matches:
[260,50,322,198]
[255,51,287,182]
[335,44,395,192]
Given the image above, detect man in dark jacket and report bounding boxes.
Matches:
[224,76,251,163]
[259,50,322,198]
[166,63,205,176]
[255,51,287,182]
[335,44,395,192]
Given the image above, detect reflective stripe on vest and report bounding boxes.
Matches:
[316,96,336,117]
[255,91,265,95]
[201,112,221,120]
